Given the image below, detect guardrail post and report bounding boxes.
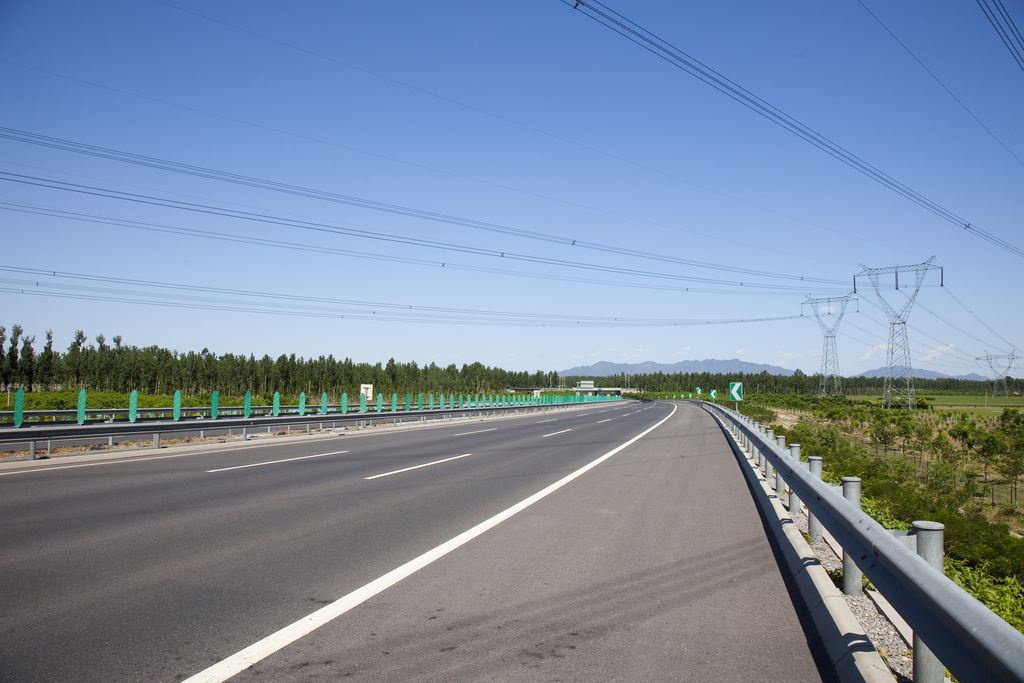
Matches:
[807,456,823,540]
[775,435,786,491]
[242,427,247,441]
[912,521,946,683]
[842,477,863,595]
[764,429,775,482]
[153,433,160,449]
[29,441,36,460]
[751,421,760,461]
[788,444,802,513]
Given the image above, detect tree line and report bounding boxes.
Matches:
[0,325,559,400]
[567,368,1018,396]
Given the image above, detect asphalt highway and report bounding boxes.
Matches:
[0,400,834,682]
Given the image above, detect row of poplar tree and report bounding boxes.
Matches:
[0,326,559,400]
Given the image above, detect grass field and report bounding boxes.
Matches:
[921,394,1024,419]
[854,394,1024,418]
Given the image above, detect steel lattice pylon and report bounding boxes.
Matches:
[855,257,941,410]
[804,295,856,396]
[976,350,1018,398]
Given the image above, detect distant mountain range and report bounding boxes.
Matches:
[854,366,988,381]
[559,359,794,377]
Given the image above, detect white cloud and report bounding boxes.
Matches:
[671,346,693,358]
[919,344,956,362]
[776,351,801,366]
[859,343,887,362]
[736,349,751,355]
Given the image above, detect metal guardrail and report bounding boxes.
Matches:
[697,400,1024,683]
[0,399,613,447]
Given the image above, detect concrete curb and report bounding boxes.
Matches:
[707,410,894,683]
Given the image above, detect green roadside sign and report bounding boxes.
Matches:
[729,382,743,401]
[710,389,717,399]
[14,388,24,428]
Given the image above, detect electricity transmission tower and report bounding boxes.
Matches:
[977,351,1018,397]
[854,257,942,410]
[803,294,856,396]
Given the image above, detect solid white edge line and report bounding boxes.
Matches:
[596,419,612,424]
[535,419,556,423]
[364,453,472,480]
[541,429,572,438]
[452,428,497,436]
[181,402,677,683]
[206,451,349,473]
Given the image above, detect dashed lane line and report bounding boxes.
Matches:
[364,453,472,480]
[207,451,349,473]
[180,404,677,683]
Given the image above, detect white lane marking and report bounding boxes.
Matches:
[181,403,677,683]
[535,419,556,423]
[0,437,316,478]
[575,413,589,417]
[364,453,472,480]
[597,419,611,424]
[453,428,497,437]
[541,429,572,438]
[206,451,348,473]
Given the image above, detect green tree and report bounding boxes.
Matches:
[931,431,957,466]
[870,413,896,454]
[913,420,933,458]
[949,417,981,471]
[36,330,56,390]
[6,324,22,388]
[0,325,7,390]
[978,431,1008,483]
[998,409,1024,505]
[19,334,36,391]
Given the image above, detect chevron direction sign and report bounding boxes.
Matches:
[710,389,717,399]
[729,382,743,401]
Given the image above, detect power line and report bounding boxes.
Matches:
[0,201,823,296]
[0,171,843,291]
[977,0,1024,73]
[858,0,1024,168]
[562,0,1024,259]
[0,267,803,328]
[143,0,898,254]
[857,297,991,364]
[839,326,983,374]
[0,127,842,285]
[943,287,1019,350]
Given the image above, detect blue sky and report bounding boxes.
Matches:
[0,0,1021,377]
